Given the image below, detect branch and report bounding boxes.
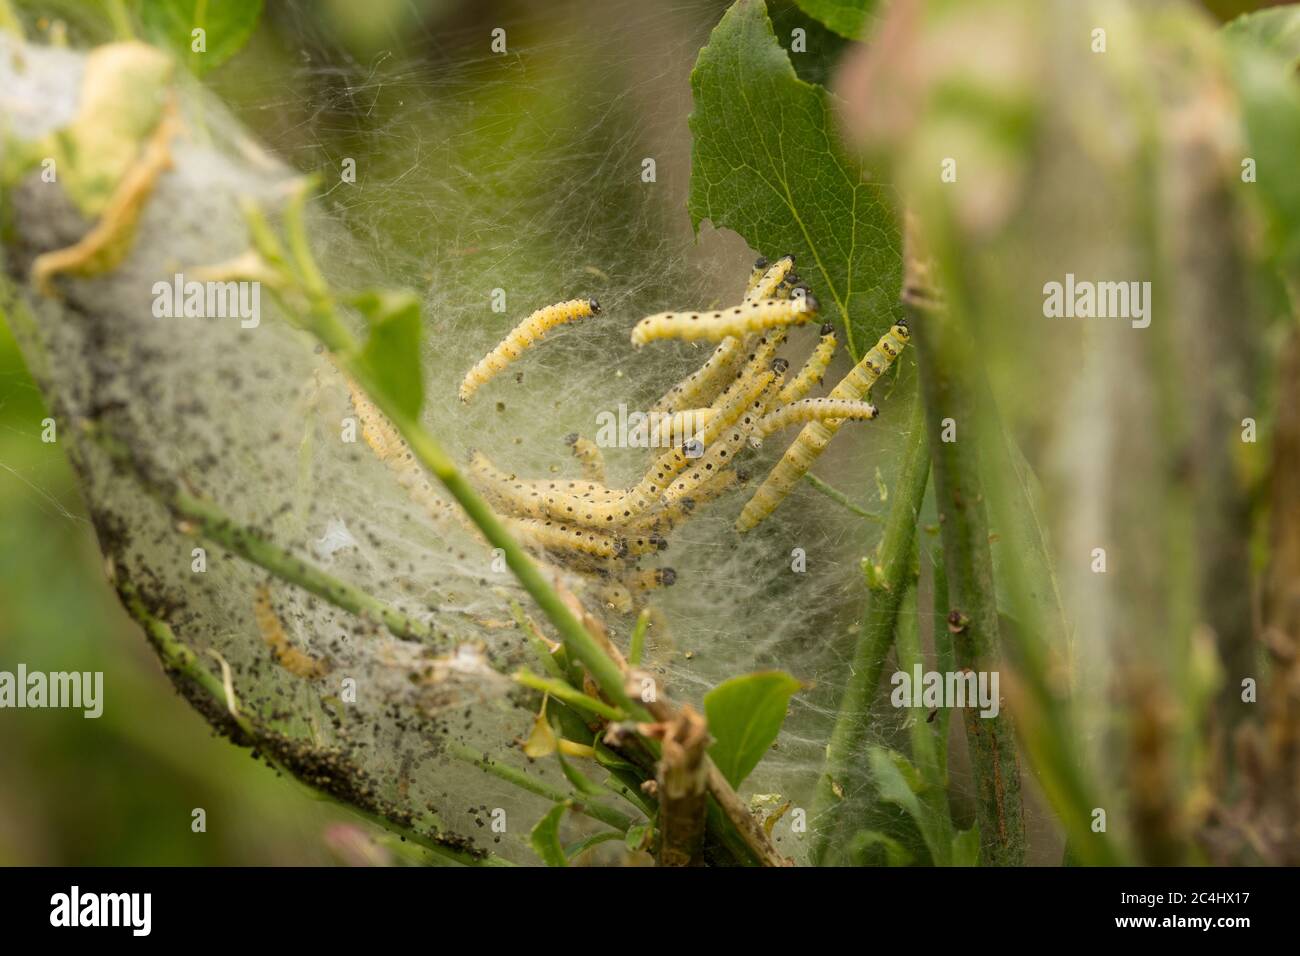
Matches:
[647,706,710,866]
[908,279,1026,866]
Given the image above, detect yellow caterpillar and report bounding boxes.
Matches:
[745,255,795,302]
[650,336,746,413]
[254,585,331,680]
[470,451,642,527]
[507,517,626,560]
[663,379,778,506]
[736,322,909,532]
[709,336,786,412]
[630,369,775,505]
[756,396,878,439]
[777,324,837,404]
[565,433,606,484]
[630,295,819,347]
[459,297,600,402]
[625,567,677,592]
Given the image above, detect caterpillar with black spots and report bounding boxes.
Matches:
[736,322,909,532]
[777,324,837,404]
[756,396,878,440]
[631,295,819,347]
[565,433,606,484]
[460,297,600,401]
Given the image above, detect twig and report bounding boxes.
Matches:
[91,428,436,645]
[647,706,710,866]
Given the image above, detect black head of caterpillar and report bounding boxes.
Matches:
[658,567,677,587]
[772,357,790,374]
[588,298,602,315]
[753,256,768,270]
[820,323,835,337]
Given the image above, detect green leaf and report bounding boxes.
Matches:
[703,669,801,788]
[556,751,604,797]
[563,830,621,861]
[1223,6,1300,68]
[866,746,954,866]
[846,828,913,867]
[594,739,636,771]
[688,0,901,360]
[791,0,876,40]
[137,0,263,76]
[529,803,569,867]
[351,290,425,420]
[951,826,980,867]
[1222,9,1300,276]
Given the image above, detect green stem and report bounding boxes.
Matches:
[909,288,1026,866]
[895,583,954,863]
[446,743,634,833]
[804,472,884,523]
[930,546,953,784]
[173,486,436,643]
[809,392,929,866]
[514,669,627,721]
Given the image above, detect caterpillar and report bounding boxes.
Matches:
[709,335,786,412]
[625,567,677,592]
[663,379,778,506]
[736,322,909,532]
[756,396,878,439]
[565,433,606,484]
[630,369,775,505]
[507,517,627,560]
[623,531,669,556]
[470,451,641,527]
[621,468,745,537]
[650,336,746,413]
[777,324,837,404]
[663,407,716,444]
[630,295,819,347]
[254,585,331,680]
[459,297,600,402]
[595,582,635,614]
[745,255,795,302]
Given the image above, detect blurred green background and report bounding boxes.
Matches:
[0,0,1279,865]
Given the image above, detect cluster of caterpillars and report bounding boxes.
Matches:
[436,255,911,614]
